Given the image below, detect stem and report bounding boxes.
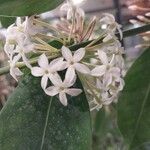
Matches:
[0,24,150,76]
[0,53,60,76]
[122,24,150,37]
[0,66,10,75]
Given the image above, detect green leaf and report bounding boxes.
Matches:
[0,0,65,16]
[0,17,16,27]
[0,72,92,150]
[117,48,150,150]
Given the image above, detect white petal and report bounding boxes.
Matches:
[50,73,63,86]
[91,65,106,77]
[61,46,73,61]
[50,57,67,71]
[11,54,21,65]
[4,43,14,57]
[21,53,32,69]
[98,51,108,65]
[23,43,35,53]
[119,79,125,91]
[67,9,73,20]
[49,57,63,67]
[73,48,85,62]
[59,92,68,106]
[78,8,85,18]
[74,63,90,74]
[10,68,18,81]
[10,67,23,81]
[110,54,115,66]
[31,67,44,77]
[115,78,125,91]
[103,73,112,87]
[38,54,49,68]
[41,75,48,89]
[64,67,76,87]
[66,88,82,96]
[16,17,22,26]
[110,67,120,77]
[24,16,40,35]
[60,3,69,11]
[96,79,103,89]
[45,86,59,96]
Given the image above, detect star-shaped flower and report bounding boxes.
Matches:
[91,50,121,87]
[9,41,34,81]
[4,17,32,58]
[11,40,34,68]
[100,13,122,42]
[31,54,66,89]
[45,72,82,106]
[61,46,90,83]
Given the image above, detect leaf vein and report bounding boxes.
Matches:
[40,97,53,150]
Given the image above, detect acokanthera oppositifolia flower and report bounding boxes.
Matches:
[61,46,90,82]
[3,1,126,110]
[91,50,121,87]
[31,53,66,89]
[45,72,82,106]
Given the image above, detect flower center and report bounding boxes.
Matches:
[20,49,23,54]
[70,61,74,65]
[45,70,49,74]
[59,87,65,92]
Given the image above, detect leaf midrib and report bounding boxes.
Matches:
[130,83,150,149]
[40,97,53,150]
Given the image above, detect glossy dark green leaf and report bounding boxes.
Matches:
[0,72,92,150]
[117,48,150,150]
[0,0,64,16]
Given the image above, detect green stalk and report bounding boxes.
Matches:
[0,54,60,75]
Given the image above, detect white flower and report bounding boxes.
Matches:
[111,77,125,92]
[5,17,25,42]
[10,41,33,68]
[4,43,15,57]
[31,54,66,89]
[9,61,23,81]
[91,50,121,87]
[61,46,90,82]
[4,17,30,57]
[8,41,34,81]
[45,72,82,106]
[24,16,43,36]
[60,2,85,20]
[100,13,122,41]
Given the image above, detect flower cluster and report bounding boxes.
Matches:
[4,17,37,80]
[4,1,125,110]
